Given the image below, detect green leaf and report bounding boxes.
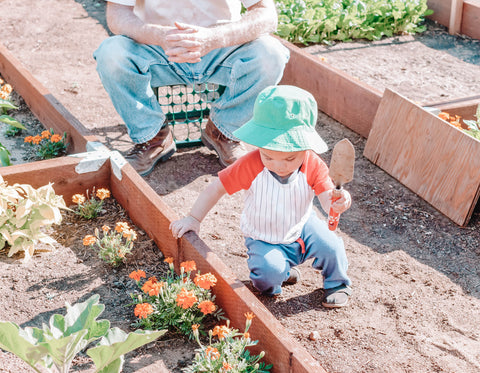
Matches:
[39,329,89,370]
[0,321,47,370]
[0,98,18,110]
[0,115,26,129]
[87,328,166,372]
[0,145,11,167]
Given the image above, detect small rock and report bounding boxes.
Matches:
[309,331,320,341]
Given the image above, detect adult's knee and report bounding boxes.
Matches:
[94,35,133,76]
[252,36,290,81]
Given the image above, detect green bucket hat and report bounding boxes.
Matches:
[233,85,328,153]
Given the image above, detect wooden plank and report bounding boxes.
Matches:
[278,37,383,138]
[364,88,480,226]
[0,43,97,154]
[462,1,480,39]
[112,163,326,372]
[428,0,480,39]
[426,95,480,121]
[0,156,111,203]
[449,0,464,35]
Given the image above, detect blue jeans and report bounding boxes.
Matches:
[93,35,290,143]
[245,212,351,296]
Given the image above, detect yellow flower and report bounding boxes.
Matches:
[72,194,86,204]
[83,235,96,246]
[96,188,111,200]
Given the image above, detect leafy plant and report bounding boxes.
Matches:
[83,221,137,266]
[72,187,111,219]
[275,0,434,45]
[0,175,68,261]
[0,79,27,166]
[0,294,166,373]
[129,259,223,338]
[24,129,68,160]
[184,314,272,373]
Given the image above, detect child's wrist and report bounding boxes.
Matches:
[188,214,202,223]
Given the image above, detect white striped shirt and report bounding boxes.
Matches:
[219,149,333,244]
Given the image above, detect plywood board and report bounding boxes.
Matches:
[278,37,382,138]
[364,88,480,226]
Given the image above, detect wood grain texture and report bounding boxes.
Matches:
[448,0,464,35]
[428,0,480,40]
[278,37,382,138]
[364,88,480,226]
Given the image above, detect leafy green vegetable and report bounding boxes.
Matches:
[275,0,434,45]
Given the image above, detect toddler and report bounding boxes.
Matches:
[170,85,352,307]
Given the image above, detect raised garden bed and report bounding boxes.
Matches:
[0,155,324,372]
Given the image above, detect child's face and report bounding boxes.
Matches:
[259,148,306,178]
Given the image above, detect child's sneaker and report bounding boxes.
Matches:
[322,284,352,308]
[283,267,301,285]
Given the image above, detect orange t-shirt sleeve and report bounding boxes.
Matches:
[218,150,264,195]
[301,150,334,195]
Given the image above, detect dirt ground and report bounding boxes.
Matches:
[1,1,480,372]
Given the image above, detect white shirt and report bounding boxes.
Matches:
[107,0,261,27]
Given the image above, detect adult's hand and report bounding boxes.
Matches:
[164,22,218,63]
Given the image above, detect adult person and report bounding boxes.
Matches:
[94,0,290,176]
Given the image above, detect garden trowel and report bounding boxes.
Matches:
[327,138,355,231]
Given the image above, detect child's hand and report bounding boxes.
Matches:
[330,188,352,214]
[170,215,200,239]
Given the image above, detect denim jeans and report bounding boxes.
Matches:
[93,35,290,144]
[245,212,351,296]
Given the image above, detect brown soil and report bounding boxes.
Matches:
[1,1,480,372]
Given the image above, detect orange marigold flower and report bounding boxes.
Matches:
[50,134,62,143]
[32,135,42,145]
[192,324,199,331]
[205,346,220,360]
[180,260,196,272]
[123,229,137,241]
[83,235,96,246]
[41,130,51,139]
[1,84,12,94]
[176,288,198,309]
[198,300,216,315]
[222,361,233,370]
[244,312,255,321]
[72,194,86,204]
[164,257,174,264]
[243,332,250,339]
[0,92,9,100]
[115,221,130,233]
[101,225,110,232]
[212,325,230,340]
[96,188,111,200]
[24,136,33,143]
[134,303,153,319]
[194,272,217,290]
[141,277,163,296]
[129,270,146,282]
[438,112,450,121]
